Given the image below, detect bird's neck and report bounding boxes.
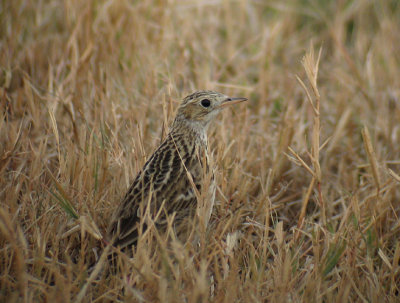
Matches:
[171,117,208,144]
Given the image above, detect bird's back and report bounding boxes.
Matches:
[107,127,209,249]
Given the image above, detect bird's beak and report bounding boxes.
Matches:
[218,97,248,109]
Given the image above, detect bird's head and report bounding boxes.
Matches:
[173,91,247,130]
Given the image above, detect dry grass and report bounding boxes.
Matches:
[1,0,400,302]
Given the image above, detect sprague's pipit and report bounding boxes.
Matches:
[107,91,247,249]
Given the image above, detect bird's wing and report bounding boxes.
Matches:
[107,133,203,248]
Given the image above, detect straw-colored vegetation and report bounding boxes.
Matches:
[1,0,399,302]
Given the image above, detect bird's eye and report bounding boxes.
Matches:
[200,99,211,108]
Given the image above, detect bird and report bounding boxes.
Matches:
[107,90,247,249]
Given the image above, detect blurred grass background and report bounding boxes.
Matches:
[1,0,400,302]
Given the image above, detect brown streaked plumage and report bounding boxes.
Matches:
[107,91,247,249]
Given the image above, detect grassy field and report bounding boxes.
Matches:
[1,0,400,302]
